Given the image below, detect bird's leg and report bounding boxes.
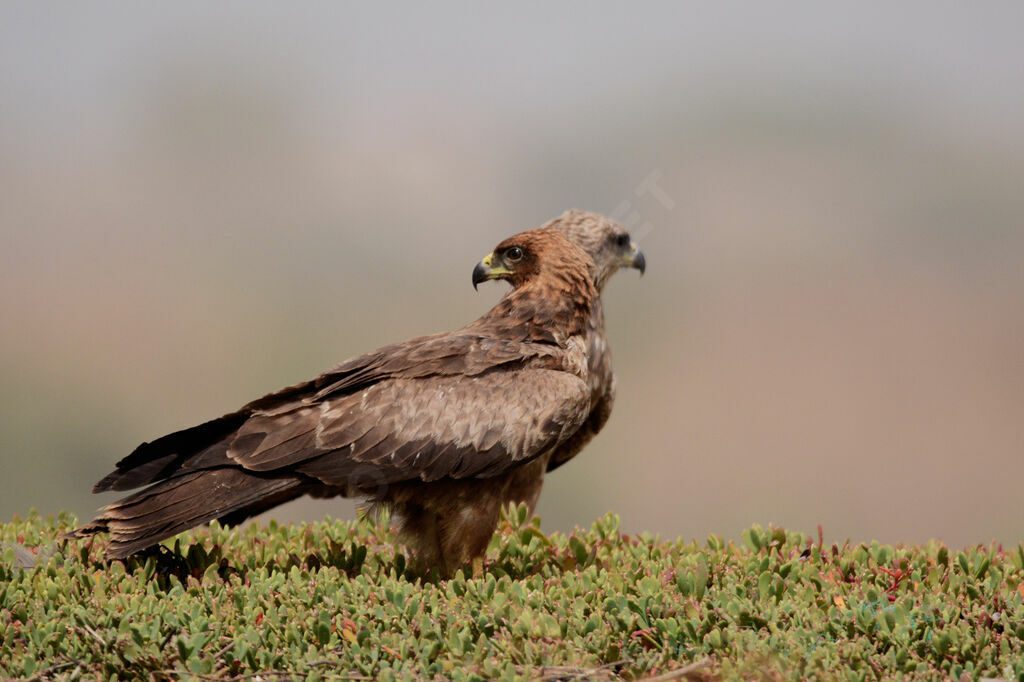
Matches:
[471,556,484,578]
[434,521,452,579]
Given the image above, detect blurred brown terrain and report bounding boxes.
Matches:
[2,4,1022,548]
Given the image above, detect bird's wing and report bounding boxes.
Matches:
[94,331,584,492]
[545,383,614,472]
[227,364,590,484]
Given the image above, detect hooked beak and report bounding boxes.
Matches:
[623,243,646,275]
[472,252,513,290]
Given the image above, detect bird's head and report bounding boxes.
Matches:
[472,228,595,293]
[544,209,645,291]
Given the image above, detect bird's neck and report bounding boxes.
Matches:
[481,268,595,344]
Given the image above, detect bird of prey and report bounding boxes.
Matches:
[70,227,598,577]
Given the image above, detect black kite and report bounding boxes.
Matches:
[70,227,598,577]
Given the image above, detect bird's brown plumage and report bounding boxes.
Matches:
[70,227,596,577]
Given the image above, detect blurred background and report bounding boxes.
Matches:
[2,3,1022,549]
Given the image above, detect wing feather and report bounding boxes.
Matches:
[226,407,322,471]
[294,368,588,486]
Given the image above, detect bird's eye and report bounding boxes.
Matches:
[505,246,524,263]
[614,233,631,248]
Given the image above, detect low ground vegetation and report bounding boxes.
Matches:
[2,507,1023,680]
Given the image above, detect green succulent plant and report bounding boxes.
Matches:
[2,509,1022,680]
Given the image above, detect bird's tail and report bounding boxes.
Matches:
[68,467,309,558]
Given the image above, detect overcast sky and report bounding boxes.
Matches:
[2,2,1023,146]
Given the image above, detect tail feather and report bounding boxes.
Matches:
[71,467,308,558]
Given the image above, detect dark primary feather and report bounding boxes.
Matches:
[70,227,597,572]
